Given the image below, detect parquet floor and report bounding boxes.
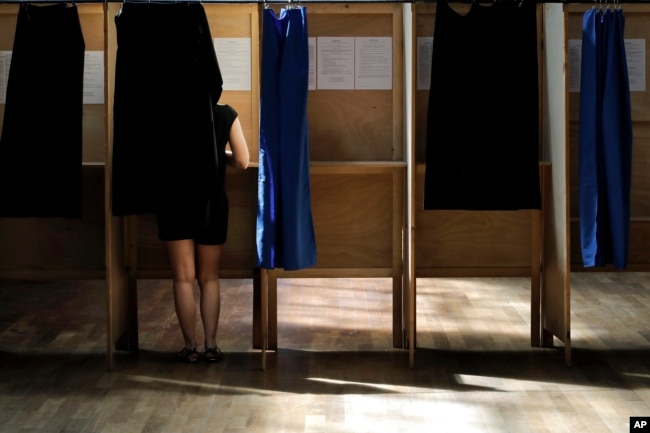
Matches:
[1,272,649,433]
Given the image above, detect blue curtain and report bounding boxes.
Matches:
[579,7,633,269]
[257,6,317,271]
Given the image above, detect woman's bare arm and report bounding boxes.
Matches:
[226,117,250,169]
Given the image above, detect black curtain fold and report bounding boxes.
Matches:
[0,3,85,218]
[110,1,223,216]
[423,0,541,211]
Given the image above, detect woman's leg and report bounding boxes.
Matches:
[196,244,223,349]
[166,239,198,352]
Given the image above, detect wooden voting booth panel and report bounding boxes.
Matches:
[253,163,406,353]
[104,3,260,369]
[0,4,106,281]
[540,3,571,365]
[413,1,571,365]
[252,3,408,369]
[8,0,637,371]
[103,2,408,370]
[566,3,650,271]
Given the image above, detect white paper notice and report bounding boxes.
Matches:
[308,37,316,91]
[355,37,392,90]
[214,38,252,91]
[317,37,354,90]
[625,39,646,92]
[568,38,646,93]
[417,36,433,90]
[83,51,104,104]
[0,51,12,104]
[568,39,582,93]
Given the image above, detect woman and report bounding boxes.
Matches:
[157,103,249,363]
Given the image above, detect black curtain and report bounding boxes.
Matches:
[111,2,223,216]
[0,3,85,218]
[423,0,541,211]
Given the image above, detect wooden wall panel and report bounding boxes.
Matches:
[79,4,105,164]
[0,4,17,48]
[0,165,105,279]
[539,3,570,362]
[414,167,534,273]
[206,4,259,164]
[310,170,395,269]
[308,91,396,161]
[301,3,404,162]
[105,1,126,367]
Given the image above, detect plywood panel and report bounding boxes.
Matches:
[308,91,396,161]
[414,165,534,272]
[310,169,395,269]
[80,4,106,164]
[255,162,406,354]
[0,5,18,50]
[541,3,570,361]
[0,165,105,279]
[298,3,404,162]
[105,1,129,368]
[206,4,259,164]
[239,164,403,275]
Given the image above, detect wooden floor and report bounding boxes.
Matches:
[1,272,649,433]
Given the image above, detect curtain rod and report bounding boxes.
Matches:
[0,0,389,3]
[0,0,648,4]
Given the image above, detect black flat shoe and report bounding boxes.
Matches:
[204,346,223,363]
[176,347,199,363]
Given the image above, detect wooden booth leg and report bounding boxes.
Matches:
[409,277,416,369]
[530,208,543,347]
[115,215,139,352]
[252,267,262,349]
[267,274,278,350]
[530,162,549,348]
[393,273,404,349]
[252,267,278,352]
[253,267,278,370]
[542,328,555,347]
[114,276,139,352]
[261,268,268,370]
